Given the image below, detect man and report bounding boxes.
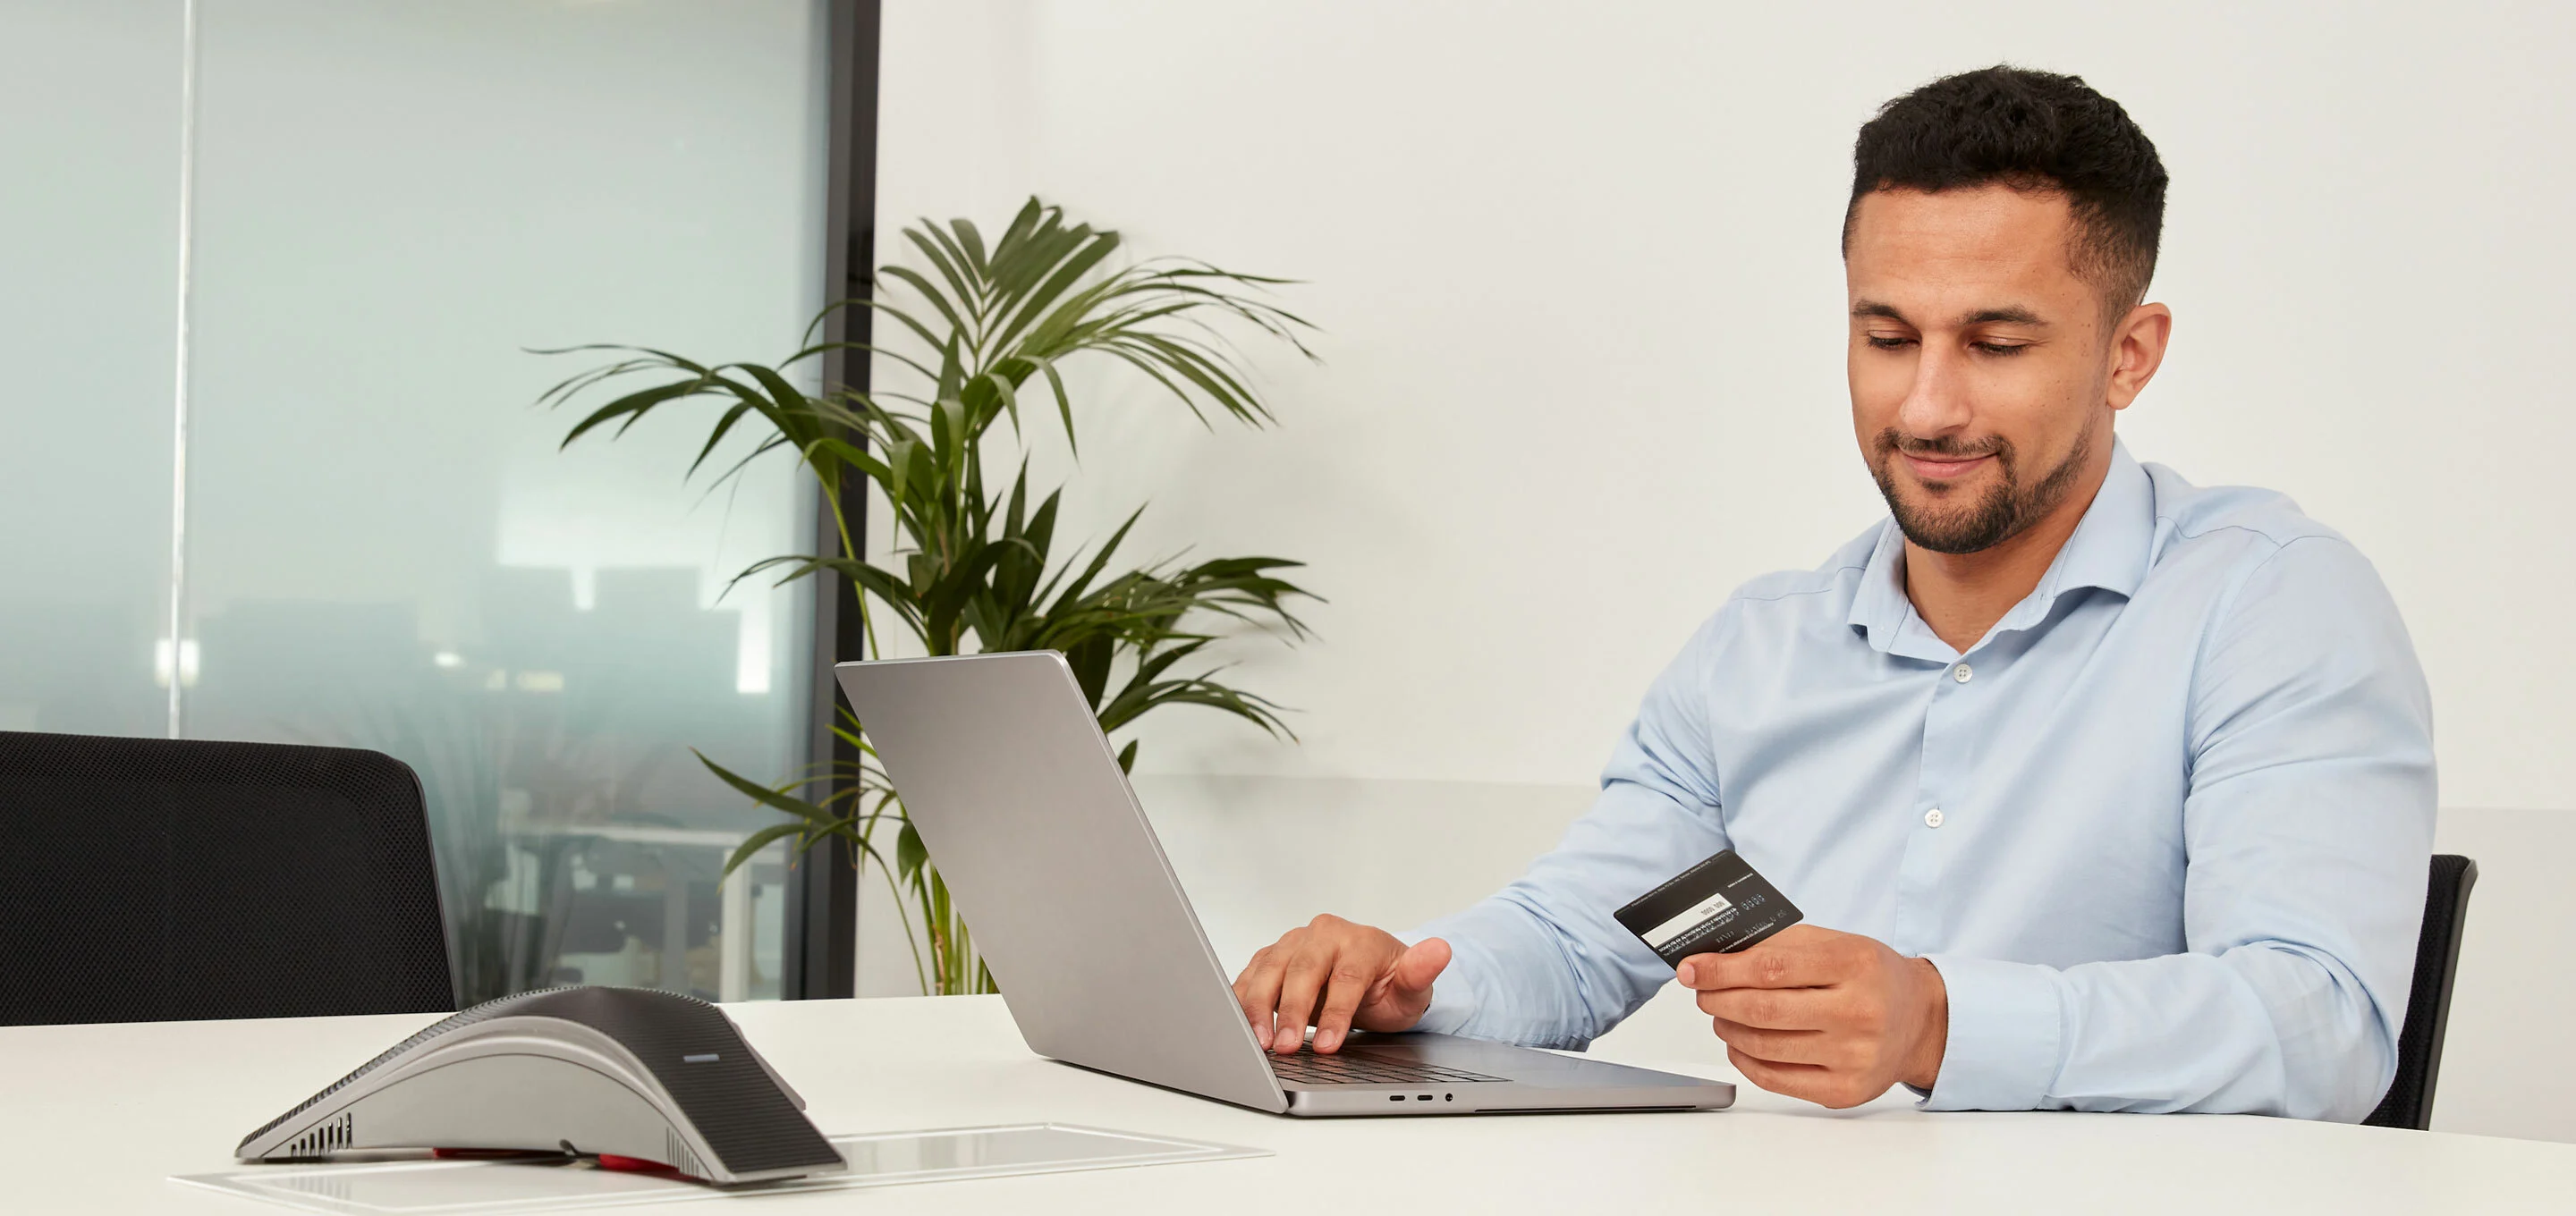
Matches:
[1231,65,2435,1120]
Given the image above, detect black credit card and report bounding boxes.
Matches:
[1614,849,1804,967]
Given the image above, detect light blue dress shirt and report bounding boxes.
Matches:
[1410,441,2436,1121]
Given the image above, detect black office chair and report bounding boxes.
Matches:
[2362,854,2479,1129]
[0,730,455,1026]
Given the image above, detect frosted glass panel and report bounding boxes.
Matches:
[181,0,829,1004]
[0,3,183,739]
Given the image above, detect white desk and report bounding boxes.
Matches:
[5,995,2573,1213]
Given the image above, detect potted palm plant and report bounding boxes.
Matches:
[541,198,1316,994]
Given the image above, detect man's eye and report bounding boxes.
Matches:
[1973,342,2030,356]
[1864,335,1915,350]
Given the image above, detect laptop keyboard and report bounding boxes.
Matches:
[1267,1048,1508,1085]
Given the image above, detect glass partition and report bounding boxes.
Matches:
[0,4,185,741]
[0,0,831,1007]
[178,0,829,1004]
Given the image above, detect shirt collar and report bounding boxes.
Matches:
[1847,437,2156,655]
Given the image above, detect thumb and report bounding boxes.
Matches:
[1391,937,1451,995]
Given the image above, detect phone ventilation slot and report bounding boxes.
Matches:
[664,1127,708,1178]
[292,1111,353,1157]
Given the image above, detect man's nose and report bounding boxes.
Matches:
[1894,342,1972,438]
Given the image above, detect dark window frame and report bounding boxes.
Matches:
[781,0,878,1000]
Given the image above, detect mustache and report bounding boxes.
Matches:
[1873,429,2010,460]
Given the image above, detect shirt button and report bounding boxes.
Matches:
[1923,807,1945,828]
[1953,663,1973,683]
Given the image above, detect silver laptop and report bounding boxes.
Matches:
[835,652,1734,1117]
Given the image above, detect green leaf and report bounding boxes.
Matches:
[987,229,1122,356]
[896,818,928,882]
[903,226,979,322]
[722,822,807,880]
[881,265,970,342]
[558,376,712,448]
[693,750,839,824]
[953,217,990,276]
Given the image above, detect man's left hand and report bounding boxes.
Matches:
[1675,925,1948,1109]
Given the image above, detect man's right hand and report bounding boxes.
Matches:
[1229,915,1452,1054]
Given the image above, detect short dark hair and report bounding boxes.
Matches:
[1843,65,2168,321]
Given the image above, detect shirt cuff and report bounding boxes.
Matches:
[1399,929,1479,1036]
[1918,954,2066,1111]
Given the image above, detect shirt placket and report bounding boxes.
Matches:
[1893,653,1977,957]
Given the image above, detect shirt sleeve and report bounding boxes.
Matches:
[1402,612,1734,1049]
[1921,535,2437,1120]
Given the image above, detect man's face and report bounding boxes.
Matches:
[1844,186,2120,555]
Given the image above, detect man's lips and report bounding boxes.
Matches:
[1899,450,1996,481]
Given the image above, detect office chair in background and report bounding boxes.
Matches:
[0,730,454,1026]
[2364,854,2479,1130]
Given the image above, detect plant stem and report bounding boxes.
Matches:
[872,849,929,995]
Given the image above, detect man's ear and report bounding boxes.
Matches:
[2106,302,2174,412]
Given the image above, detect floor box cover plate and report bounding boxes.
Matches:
[172,1123,1268,1214]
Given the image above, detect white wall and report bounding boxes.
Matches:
[875,0,2576,1140]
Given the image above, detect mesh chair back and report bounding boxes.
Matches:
[0,730,454,1026]
[2363,854,2479,1129]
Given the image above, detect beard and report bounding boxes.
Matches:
[1868,425,2093,555]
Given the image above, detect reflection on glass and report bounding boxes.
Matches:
[0,2,183,741]
[174,0,829,1004]
[182,575,800,1002]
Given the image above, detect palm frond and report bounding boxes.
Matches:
[540,197,1318,997]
